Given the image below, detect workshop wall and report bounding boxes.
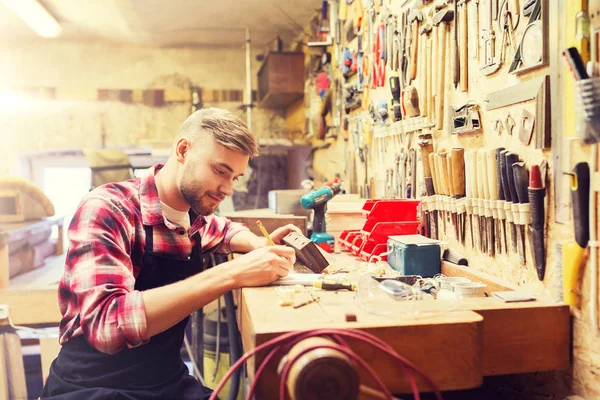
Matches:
[292,0,600,398]
[0,39,284,175]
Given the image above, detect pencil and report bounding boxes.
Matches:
[256,220,276,246]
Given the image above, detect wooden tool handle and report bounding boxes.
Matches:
[487,148,498,200]
[429,153,439,194]
[431,28,438,123]
[451,148,466,197]
[421,36,428,117]
[460,3,468,92]
[478,150,490,200]
[471,150,480,199]
[435,153,446,195]
[436,23,448,130]
[427,38,433,121]
[411,22,419,80]
[464,150,473,199]
[439,152,450,195]
[447,152,456,197]
[421,142,434,177]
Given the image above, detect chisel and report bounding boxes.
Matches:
[438,152,450,236]
[446,152,459,240]
[528,165,546,280]
[478,149,491,255]
[495,147,507,253]
[486,148,499,256]
[464,150,476,248]
[428,152,439,239]
[512,162,530,265]
[563,162,590,307]
[471,150,483,251]
[504,152,520,254]
[420,141,435,196]
[452,148,466,244]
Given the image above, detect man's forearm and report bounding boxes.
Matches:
[142,262,238,338]
[228,229,267,253]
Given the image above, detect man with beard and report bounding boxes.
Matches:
[41,108,299,399]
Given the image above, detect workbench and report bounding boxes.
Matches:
[236,254,570,399]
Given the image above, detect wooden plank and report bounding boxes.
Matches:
[441,261,519,293]
[0,289,60,325]
[239,287,484,398]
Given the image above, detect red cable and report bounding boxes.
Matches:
[208,328,443,400]
[248,333,351,399]
[279,343,394,400]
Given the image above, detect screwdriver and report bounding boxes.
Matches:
[314,279,357,291]
[563,162,590,306]
[495,147,507,253]
[528,165,545,280]
[512,162,530,265]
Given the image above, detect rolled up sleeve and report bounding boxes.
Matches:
[65,195,148,354]
[201,215,249,254]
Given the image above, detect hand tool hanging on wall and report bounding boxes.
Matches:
[408,9,423,81]
[452,0,460,89]
[419,23,433,120]
[452,148,466,244]
[495,147,508,253]
[478,149,492,255]
[458,0,470,91]
[563,162,590,307]
[389,73,402,121]
[481,0,501,75]
[420,141,435,196]
[528,164,546,280]
[432,8,455,130]
[508,0,541,73]
[428,152,440,238]
[504,152,520,254]
[469,150,483,251]
[464,150,476,248]
[512,162,530,265]
[486,149,500,256]
[446,152,458,240]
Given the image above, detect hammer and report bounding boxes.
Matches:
[407,9,423,81]
[432,8,455,130]
[419,23,433,120]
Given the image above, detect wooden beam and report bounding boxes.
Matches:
[0,289,60,326]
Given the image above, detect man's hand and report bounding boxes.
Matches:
[224,245,296,287]
[268,224,303,245]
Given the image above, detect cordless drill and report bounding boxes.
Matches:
[300,183,341,252]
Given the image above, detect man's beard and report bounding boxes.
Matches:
[180,166,221,216]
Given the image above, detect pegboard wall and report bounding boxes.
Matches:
[292,0,600,396]
[303,0,554,287]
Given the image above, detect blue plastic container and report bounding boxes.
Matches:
[387,234,441,278]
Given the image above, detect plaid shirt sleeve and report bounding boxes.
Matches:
[59,193,148,355]
[200,215,249,254]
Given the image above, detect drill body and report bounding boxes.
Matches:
[300,184,341,252]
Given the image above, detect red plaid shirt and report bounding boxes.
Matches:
[57,165,248,354]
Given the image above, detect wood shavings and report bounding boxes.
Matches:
[275,286,296,306]
[293,284,306,293]
[367,262,387,277]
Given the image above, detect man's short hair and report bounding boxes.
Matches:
[176,107,259,157]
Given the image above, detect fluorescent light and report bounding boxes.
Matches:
[1,0,61,38]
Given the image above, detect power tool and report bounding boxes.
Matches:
[300,183,341,252]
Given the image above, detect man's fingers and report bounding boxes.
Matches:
[271,245,295,258]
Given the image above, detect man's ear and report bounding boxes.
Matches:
[175,137,190,164]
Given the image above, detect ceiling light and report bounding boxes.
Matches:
[1,0,62,38]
